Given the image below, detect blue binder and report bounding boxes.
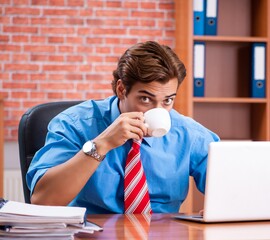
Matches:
[205,0,218,35]
[193,0,205,35]
[193,42,205,97]
[251,43,266,98]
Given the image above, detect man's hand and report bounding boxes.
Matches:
[93,112,147,155]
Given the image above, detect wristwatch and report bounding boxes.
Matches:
[82,140,106,162]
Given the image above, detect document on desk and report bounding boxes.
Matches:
[0,199,86,224]
[0,199,102,238]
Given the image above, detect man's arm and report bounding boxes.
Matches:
[31,112,147,206]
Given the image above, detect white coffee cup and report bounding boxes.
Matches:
[144,108,171,137]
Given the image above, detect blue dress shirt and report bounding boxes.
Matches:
[27,96,219,213]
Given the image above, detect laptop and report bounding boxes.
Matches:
[175,141,270,223]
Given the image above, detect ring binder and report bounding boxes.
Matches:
[251,43,266,98]
[193,42,205,97]
[205,0,218,35]
[193,0,205,35]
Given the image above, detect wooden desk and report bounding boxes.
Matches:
[82,214,270,240]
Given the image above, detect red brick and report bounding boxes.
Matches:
[12,54,29,61]
[41,27,74,35]
[131,11,164,18]
[140,20,155,27]
[48,36,64,43]
[48,18,66,25]
[96,47,111,54]
[13,0,30,5]
[0,44,21,52]
[86,38,103,44]
[0,16,11,25]
[12,35,29,43]
[67,0,84,7]
[94,64,115,72]
[11,91,28,99]
[31,36,47,43]
[5,7,40,15]
[30,92,47,98]
[32,0,48,5]
[48,55,64,62]
[30,73,47,81]
[66,55,83,62]
[159,3,174,10]
[123,2,138,8]
[92,28,126,35]
[48,74,65,81]
[79,9,93,17]
[41,83,75,90]
[13,17,30,24]
[48,92,64,99]
[66,18,84,25]
[0,54,10,61]
[130,29,163,36]
[3,26,38,34]
[24,45,56,53]
[49,0,65,6]
[4,101,21,108]
[66,37,83,44]
[96,10,128,17]
[92,83,111,90]
[12,73,29,81]
[3,82,37,89]
[123,19,138,27]
[66,74,83,80]
[87,1,103,8]
[5,64,39,71]
[31,17,47,25]
[43,9,79,16]
[0,35,10,42]
[86,55,103,62]
[58,46,74,53]
[141,2,156,9]
[43,65,77,71]
[106,1,122,8]
[65,92,83,99]
[31,54,48,61]
[85,92,106,100]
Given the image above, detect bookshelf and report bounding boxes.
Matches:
[174,0,270,212]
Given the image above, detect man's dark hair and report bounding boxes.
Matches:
[112,41,186,95]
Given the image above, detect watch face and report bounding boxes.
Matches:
[83,141,93,153]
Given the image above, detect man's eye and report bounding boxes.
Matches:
[141,97,150,103]
[164,98,174,106]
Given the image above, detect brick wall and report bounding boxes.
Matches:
[0,0,176,141]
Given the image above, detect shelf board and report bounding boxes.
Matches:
[193,36,268,43]
[193,97,267,103]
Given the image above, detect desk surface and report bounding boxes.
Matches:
[84,214,270,240]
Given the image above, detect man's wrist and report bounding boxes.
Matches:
[82,140,106,162]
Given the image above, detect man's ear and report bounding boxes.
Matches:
[116,79,126,99]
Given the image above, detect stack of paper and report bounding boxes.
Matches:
[0,199,102,239]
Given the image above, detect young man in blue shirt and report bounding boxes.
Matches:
[27,41,219,213]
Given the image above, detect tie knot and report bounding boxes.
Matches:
[132,139,142,150]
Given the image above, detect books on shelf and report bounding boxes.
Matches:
[193,0,218,36]
[0,199,103,239]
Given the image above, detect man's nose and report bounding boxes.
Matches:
[153,103,164,108]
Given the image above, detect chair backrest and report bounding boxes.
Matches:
[18,101,83,203]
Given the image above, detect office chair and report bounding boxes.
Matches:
[18,101,83,203]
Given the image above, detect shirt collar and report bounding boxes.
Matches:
[110,96,154,148]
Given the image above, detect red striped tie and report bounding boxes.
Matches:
[124,139,152,214]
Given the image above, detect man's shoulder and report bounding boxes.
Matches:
[54,96,117,122]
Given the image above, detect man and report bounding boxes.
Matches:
[27,41,219,213]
